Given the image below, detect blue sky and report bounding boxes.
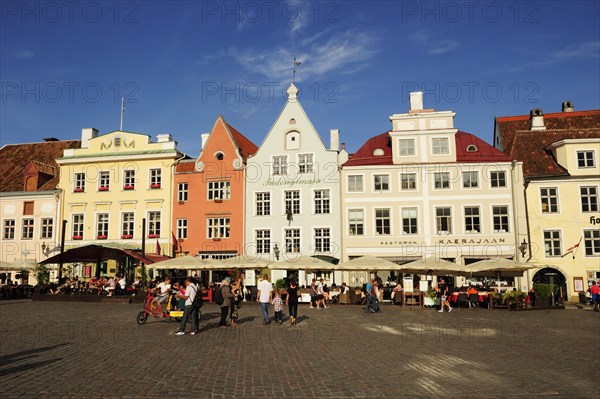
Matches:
[1,0,599,155]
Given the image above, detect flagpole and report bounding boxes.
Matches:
[120,97,124,131]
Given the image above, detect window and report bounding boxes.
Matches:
[348,175,363,192]
[74,172,85,192]
[21,218,34,239]
[314,228,331,252]
[207,217,230,239]
[123,170,136,189]
[256,230,271,254]
[375,209,391,235]
[434,172,450,189]
[298,154,313,173]
[177,183,188,202]
[148,211,161,237]
[462,171,479,188]
[285,228,300,253]
[176,219,187,239]
[540,187,559,213]
[285,191,300,214]
[490,171,506,188]
[273,155,287,175]
[432,138,449,154]
[543,230,561,257]
[348,209,364,236]
[402,208,418,235]
[374,175,389,192]
[398,139,415,156]
[577,151,595,168]
[98,171,110,191]
[580,186,598,212]
[3,219,15,240]
[492,206,509,232]
[72,214,84,239]
[400,173,417,190]
[464,207,480,233]
[150,169,162,188]
[96,214,109,238]
[436,208,452,234]
[256,192,271,216]
[314,189,330,214]
[121,212,134,238]
[40,218,53,239]
[208,181,231,200]
[583,229,600,256]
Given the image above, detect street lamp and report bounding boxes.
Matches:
[274,244,280,261]
[545,272,558,307]
[519,239,528,258]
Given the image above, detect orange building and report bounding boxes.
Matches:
[172,116,257,259]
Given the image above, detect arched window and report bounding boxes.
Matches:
[466,144,478,152]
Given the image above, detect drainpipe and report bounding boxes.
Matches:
[523,180,533,262]
[171,153,187,257]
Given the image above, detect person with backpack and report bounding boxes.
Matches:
[175,278,200,335]
[218,279,233,327]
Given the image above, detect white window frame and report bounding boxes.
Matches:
[272,155,288,176]
[3,219,15,240]
[583,229,600,256]
[314,189,330,215]
[374,208,391,235]
[434,172,450,189]
[580,186,598,213]
[347,175,364,193]
[256,192,271,216]
[284,228,301,253]
[492,205,510,233]
[400,173,417,190]
[398,139,415,156]
[74,172,85,192]
[208,181,231,200]
[255,229,271,254]
[176,218,188,239]
[540,187,559,213]
[96,213,109,238]
[432,138,449,154]
[373,174,390,192]
[435,207,452,234]
[284,190,301,215]
[150,168,162,188]
[121,212,135,238]
[72,214,84,238]
[543,230,562,257]
[314,227,331,253]
[401,207,418,235]
[490,171,507,188]
[147,211,161,237]
[207,217,230,239]
[123,169,136,189]
[462,171,479,189]
[177,183,189,202]
[348,209,364,236]
[298,153,314,174]
[577,150,595,168]
[464,206,481,233]
[21,218,34,240]
[98,171,110,191]
[40,218,53,239]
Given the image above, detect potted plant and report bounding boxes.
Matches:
[533,283,553,308]
[34,263,50,295]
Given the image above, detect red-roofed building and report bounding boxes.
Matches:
[494,102,600,301]
[172,116,257,275]
[340,93,526,291]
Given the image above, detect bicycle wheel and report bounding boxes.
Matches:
[136,311,148,325]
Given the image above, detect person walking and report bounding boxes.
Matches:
[257,274,273,324]
[437,279,453,313]
[272,291,283,324]
[219,279,233,327]
[590,280,600,312]
[175,278,199,335]
[286,278,300,325]
[230,275,243,326]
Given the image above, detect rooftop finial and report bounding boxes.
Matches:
[292,57,301,84]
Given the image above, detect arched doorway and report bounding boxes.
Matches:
[533,267,567,300]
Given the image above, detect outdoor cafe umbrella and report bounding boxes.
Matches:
[147,255,226,270]
[336,255,400,271]
[0,260,39,272]
[268,255,336,271]
[397,257,466,275]
[462,257,535,276]
[220,255,273,269]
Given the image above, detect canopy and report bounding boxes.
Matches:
[0,260,39,271]
[398,257,465,275]
[39,244,169,265]
[268,255,335,270]
[220,255,272,269]
[462,257,535,276]
[147,255,226,270]
[337,255,400,271]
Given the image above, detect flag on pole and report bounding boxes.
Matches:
[172,231,178,252]
[120,97,125,131]
[562,236,582,258]
[156,238,161,255]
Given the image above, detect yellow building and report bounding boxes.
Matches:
[495,104,600,301]
[55,128,182,278]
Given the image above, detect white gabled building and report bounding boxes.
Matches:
[245,84,346,285]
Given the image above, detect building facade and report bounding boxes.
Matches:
[494,103,600,301]
[55,129,182,278]
[172,116,257,259]
[245,84,346,285]
[341,92,526,288]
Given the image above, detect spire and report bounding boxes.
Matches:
[287,83,299,101]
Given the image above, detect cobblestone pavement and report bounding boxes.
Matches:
[1,300,599,398]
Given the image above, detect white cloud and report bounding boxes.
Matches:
[509,41,600,72]
[409,30,458,55]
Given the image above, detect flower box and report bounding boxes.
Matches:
[73,188,84,193]
[212,238,221,242]
[123,185,135,190]
[121,234,133,239]
[72,235,83,240]
[178,200,185,204]
[98,186,109,191]
[150,184,161,189]
[96,235,108,240]
[148,234,160,238]
[214,199,223,203]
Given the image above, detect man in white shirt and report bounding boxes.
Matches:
[151,278,171,311]
[317,278,328,309]
[256,274,273,324]
[175,278,199,335]
[118,276,126,293]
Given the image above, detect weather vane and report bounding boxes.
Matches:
[292,57,301,84]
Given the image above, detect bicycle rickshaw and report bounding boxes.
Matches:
[136,290,184,325]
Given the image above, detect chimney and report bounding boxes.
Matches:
[81,128,99,148]
[341,143,346,151]
[562,101,574,112]
[201,133,210,150]
[43,137,59,142]
[157,134,173,143]
[409,92,424,112]
[529,109,545,130]
[330,129,340,151]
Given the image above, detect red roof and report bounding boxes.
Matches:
[342,132,392,166]
[227,123,258,160]
[175,160,196,173]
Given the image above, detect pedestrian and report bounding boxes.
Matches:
[437,279,452,313]
[272,290,283,324]
[309,279,318,309]
[175,278,199,335]
[364,279,373,313]
[371,280,381,313]
[256,274,273,324]
[590,280,600,312]
[318,278,329,308]
[286,278,300,325]
[219,279,233,327]
[230,273,243,327]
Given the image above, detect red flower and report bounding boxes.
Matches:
[98,186,109,191]
[73,188,84,193]
[150,184,161,189]
[96,235,108,239]
[121,234,133,239]
[123,185,135,190]
[148,234,159,238]
[72,235,83,240]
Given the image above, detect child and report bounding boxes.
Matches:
[272,291,283,324]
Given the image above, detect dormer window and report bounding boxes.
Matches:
[466,144,478,152]
[373,149,385,156]
[577,151,595,168]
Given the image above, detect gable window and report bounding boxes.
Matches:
[150,169,162,188]
[432,138,449,154]
[147,211,161,237]
[72,214,84,239]
[348,175,363,192]
[540,187,559,213]
[256,229,271,254]
[374,174,389,192]
[208,181,231,200]
[123,170,136,190]
[400,173,417,190]
[3,219,15,240]
[577,151,595,168]
[298,154,313,173]
[490,171,507,188]
[176,218,187,239]
[177,183,188,202]
[284,190,300,214]
[41,218,53,239]
[256,192,271,216]
[402,208,418,235]
[207,217,230,239]
[121,212,134,238]
[375,209,391,235]
[21,218,34,239]
[583,229,600,256]
[464,207,480,233]
[492,206,509,232]
[98,171,110,191]
[285,131,300,150]
[74,172,85,192]
[273,155,288,175]
[285,228,301,253]
[434,172,450,189]
[398,139,415,156]
[436,207,452,234]
[348,209,364,236]
[543,230,561,257]
[314,189,330,214]
[314,228,331,252]
[462,171,479,188]
[580,186,598,212]
[96,213,109,239]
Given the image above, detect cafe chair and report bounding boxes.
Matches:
[338,293,351,305]
[457,293,469,308]
[468,294,479,308]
